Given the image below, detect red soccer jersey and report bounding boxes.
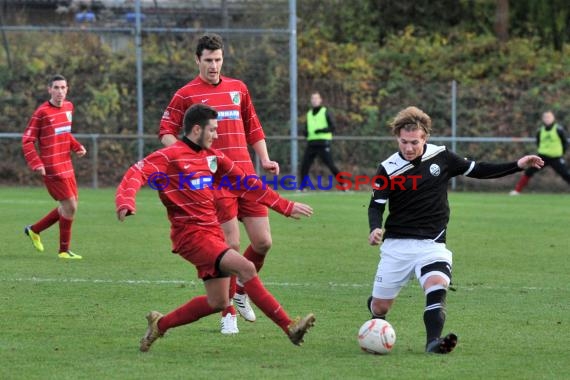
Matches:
[115,140,293,252]
[22,100,83,179]
[159,75,265,174]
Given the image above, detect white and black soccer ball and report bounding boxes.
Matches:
[357,319,396,355]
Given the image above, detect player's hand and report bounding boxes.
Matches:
[517,155,544,169]
[76,146,87,157]
[117,208,134,222]
[35,167,46,176]
[368,228,383,246]
[289,202,313,219]
[261,159,280,175]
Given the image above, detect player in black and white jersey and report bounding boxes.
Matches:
[366,106,544,354]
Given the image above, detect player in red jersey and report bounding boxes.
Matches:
[159,34,280,334]
[117,104,315,352]
[22,74,86,259]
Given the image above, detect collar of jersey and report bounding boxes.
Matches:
[182,136,202,152]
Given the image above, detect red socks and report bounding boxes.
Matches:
[32,207,60,234]
[243,276,291,333]
[236,246,267,295]
[515,174,530,192]
[58,215,73,253]
[158,295,216,332]
[244,245,267,272]
[32,208,76,253]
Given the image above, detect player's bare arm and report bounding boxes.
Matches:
[289,202,313,219]
[252,139,280,175]
[517,155,544,169]
[161,134,178,147]
[368,228,383,246]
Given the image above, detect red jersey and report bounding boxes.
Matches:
[159,75,265,174]
[115,139,293,252]
[22,100,83,179]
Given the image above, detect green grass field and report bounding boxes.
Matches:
[1,188,569,379]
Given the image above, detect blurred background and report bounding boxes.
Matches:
[1,0,569,190]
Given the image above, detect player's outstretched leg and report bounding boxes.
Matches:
[140,311,164,352]
[233,245,266,322]
[242,276,316,345]
[425,333,458,354]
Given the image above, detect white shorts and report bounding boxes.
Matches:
[372,238,453,299]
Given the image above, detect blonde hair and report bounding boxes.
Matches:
[390,106,432,137]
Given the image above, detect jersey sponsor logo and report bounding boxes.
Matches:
[229,91,240,105]
[207,155,218,173]
[430,164,441,176]
[178,173,214,190]
[54,125,72,135]
[66,111,72,122]
[162,110,170,120]
[217,110,240,120]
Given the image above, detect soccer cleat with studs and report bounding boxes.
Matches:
[58,251,82,260]
[220,313,239,335]
[425,333,458,354]
[287,313,316,346]
[233,293,256,322]
[24,225,44,252]
[140,311,164,352]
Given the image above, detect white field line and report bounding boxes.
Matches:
[0,277,568,292]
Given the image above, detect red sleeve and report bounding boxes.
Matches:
[216,152,293,216]
[241,84,266,146]
[115,150,170,213]
[69,134,83,152]
[158,91,188,141]
[22,110,44,171]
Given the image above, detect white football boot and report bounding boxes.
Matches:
[233,293,257,322]
[220,313,239,335]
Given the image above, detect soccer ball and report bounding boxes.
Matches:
[357,319,396,354]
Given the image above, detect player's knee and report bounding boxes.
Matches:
[251,236,272,254]
[59,203,77,218]
[207,295,229,311]
[237,259,257,282]
[371,299,391,317]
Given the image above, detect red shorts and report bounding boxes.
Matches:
[215,193,269,224]
[173,224,231,280]
[44,176,78,201]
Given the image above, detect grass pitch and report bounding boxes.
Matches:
[1,188,569,379]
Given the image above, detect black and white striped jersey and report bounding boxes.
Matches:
[368,144,521,243]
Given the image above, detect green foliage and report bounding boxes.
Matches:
[3,1,570,185]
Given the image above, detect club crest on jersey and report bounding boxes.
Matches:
[207,156,218,173]
[230,91,240,105]
[66,111,72,122]
[430,164,441,176]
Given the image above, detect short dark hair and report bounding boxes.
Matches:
[195,33,224,58]
[48,74,66,87]
[183,104,218,135]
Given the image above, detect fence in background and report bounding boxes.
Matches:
[3,132,554,192]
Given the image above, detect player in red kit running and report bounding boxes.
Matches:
[117,104,315,352]
[159,34,279,334]
[22,74,86,259]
